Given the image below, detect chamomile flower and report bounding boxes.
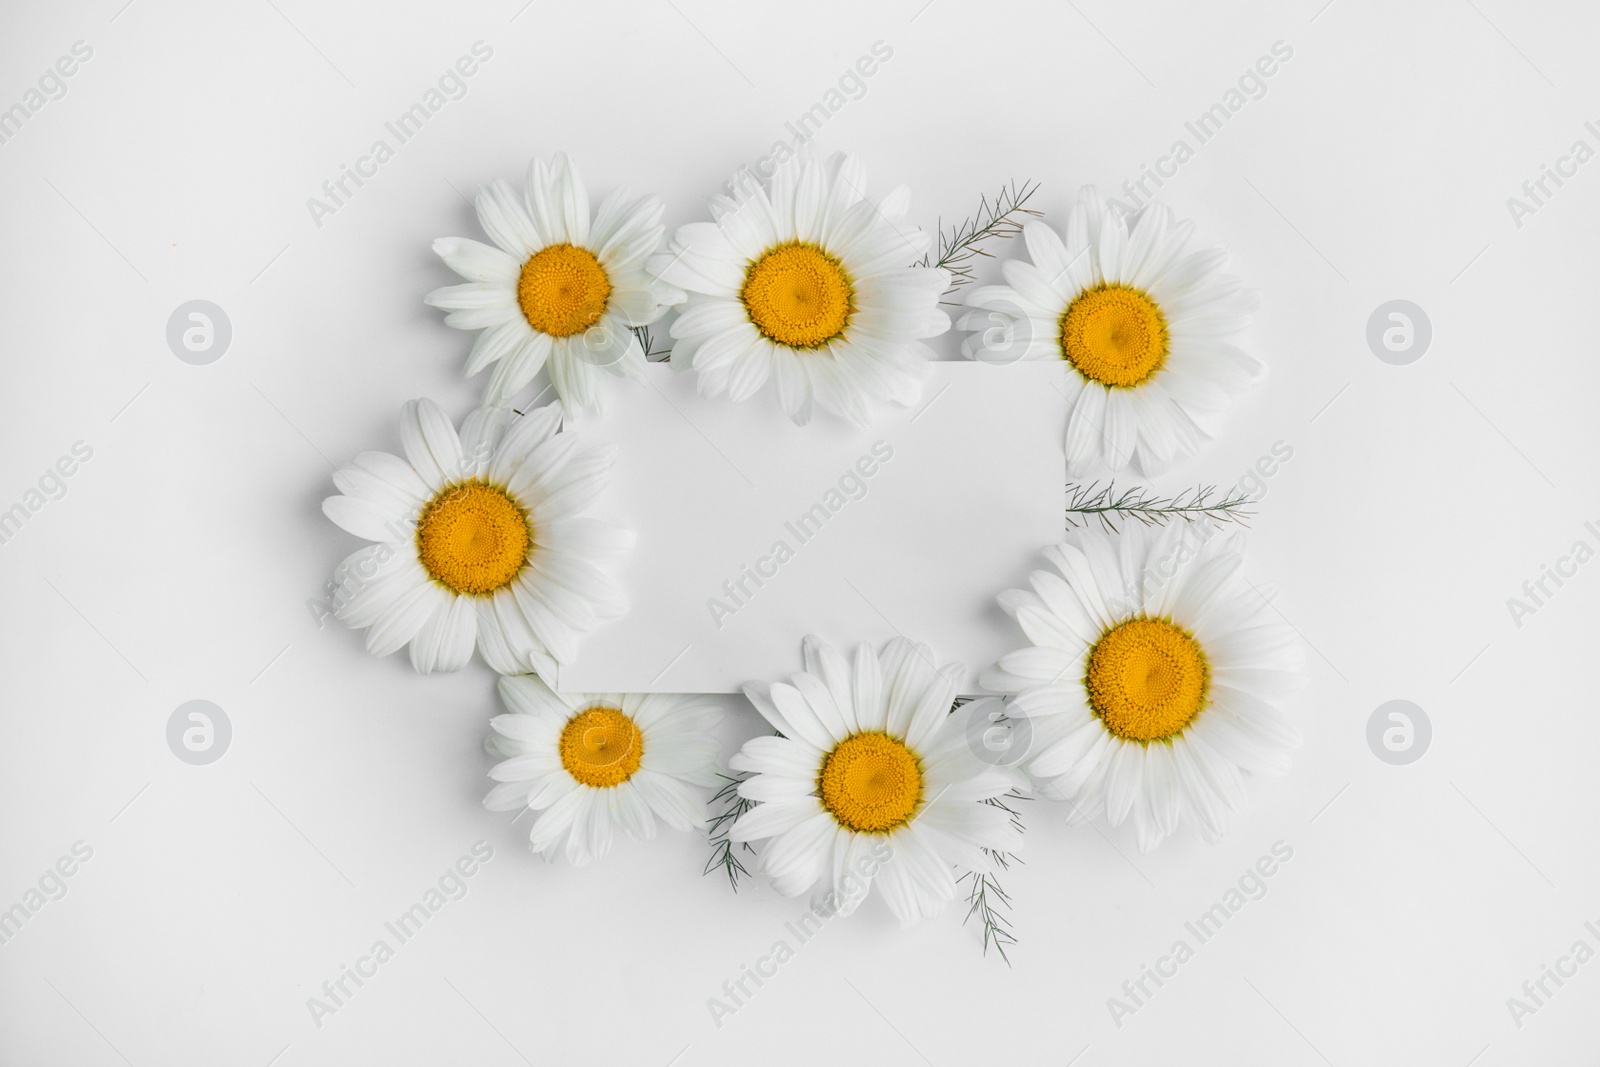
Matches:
[728,636,1020,925]
[425,152,684,414]
[982,525,1303,852]
[959,186,1262,475]
[654,153,950,425]
[321,399,631,678]
[484,674,722,865]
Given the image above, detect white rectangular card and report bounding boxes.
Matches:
[557,361,1068,693]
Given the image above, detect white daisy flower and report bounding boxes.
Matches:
[959,186,1262,476]
[654,153,950,425]
[321,399,631,678]
[728,636,1020,925]
[484,674,722,866]
[982,525,1303,852]
[425,152,684,415]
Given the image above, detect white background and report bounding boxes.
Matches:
[1,0,1596,1064]
[561,362,1069,694]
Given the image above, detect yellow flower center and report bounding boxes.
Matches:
[1059,283,1169,387]
[559,706,643,788]
[817,732,922,833]
[1085,617,1209,742]
[517,243,611,337]
[415,481,531,596]
[741,241,854,349]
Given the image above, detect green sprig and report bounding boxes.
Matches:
[917,179,1043,299]
[1066,481,1255,532]
[631,325,670,361]
[704,772,758,890]
[959,790,1031,963]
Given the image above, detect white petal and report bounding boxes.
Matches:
[475,178,542,257]
[433,236,520,284]
[399,398,466,491]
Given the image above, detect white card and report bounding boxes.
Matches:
[557,361,1069,693]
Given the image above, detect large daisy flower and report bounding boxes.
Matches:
[728,636,1020,925]
[484,674,721,865]
[982,525,1303,852]
[959,186,1262,475]
[654,153,950,425]
[321,399,631,678]
[425,152,684,414]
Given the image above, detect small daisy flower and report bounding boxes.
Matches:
[983,525,1303,852]
[960,186,1262,476]
[321,399,631,678]
[484,674,722,865]
[425,152,684,414]
[728,636,1020,925]
[655,153,950,425]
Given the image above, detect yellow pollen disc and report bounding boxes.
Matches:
[1059,283,1169,387]
[817,732,923,833]
[517,243,612,337]
[1085,617,1209,742]
[740,241,854,349]
[559,706,643,788]
[415,481,530,596]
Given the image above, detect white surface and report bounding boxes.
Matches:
[560,361,1065,693]
[1,0,1598,1065]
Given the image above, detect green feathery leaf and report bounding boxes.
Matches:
[917,179,1043,300]
[632,324,670,361]
[959,790,1031,963]
[1066,480,1255,532]
[704,772,758,890]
